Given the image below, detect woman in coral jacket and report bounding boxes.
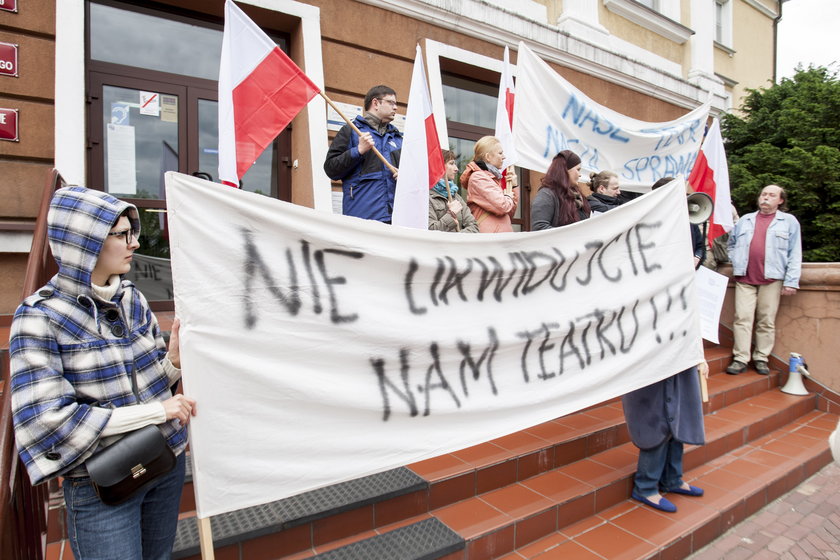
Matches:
[460,136,519,233]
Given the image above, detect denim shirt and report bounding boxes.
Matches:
[727,210,802,288]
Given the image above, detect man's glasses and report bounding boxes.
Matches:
[107,228,138,247]
[376,98,398,107]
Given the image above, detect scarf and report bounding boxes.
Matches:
[484,162,503,178]
[364,113,390,135]
[433,179,459,198]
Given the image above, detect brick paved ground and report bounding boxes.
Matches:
[687,461,840,560]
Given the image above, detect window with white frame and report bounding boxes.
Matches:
[715,0,733,47]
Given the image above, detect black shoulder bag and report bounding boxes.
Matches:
[85,425,176,505]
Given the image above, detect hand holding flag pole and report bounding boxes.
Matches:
[318,92,399,177]
[219,0,398,189]
[505,166,518,190]
[443,181,461,232]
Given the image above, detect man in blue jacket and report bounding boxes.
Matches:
[324,85,402,223]
[726,185,802,375]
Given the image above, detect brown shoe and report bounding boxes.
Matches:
[726,360,747,375]
[754,361,770,375]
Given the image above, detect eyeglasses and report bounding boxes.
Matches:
[107,228,138,247]
[376,98,398,107]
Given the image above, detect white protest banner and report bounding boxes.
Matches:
[513,42,710,191]
[166,172,704,518]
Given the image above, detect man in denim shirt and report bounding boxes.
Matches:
[726,185,801,375]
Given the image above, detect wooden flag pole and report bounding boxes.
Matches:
[699,373,709,403]
[505,165,518,195]
[198,516,215,560]
[505,166,518,187]
[319,91,398,176]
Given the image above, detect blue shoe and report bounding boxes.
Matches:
[664,484,704,497]
[632,489,677,513]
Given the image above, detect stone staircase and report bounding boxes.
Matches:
[161,340,838,560]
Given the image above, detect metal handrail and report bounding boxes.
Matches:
[0,169,65,559]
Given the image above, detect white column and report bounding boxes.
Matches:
[688,0,724,98]
[55,0,87,187]
[557,0,610,42]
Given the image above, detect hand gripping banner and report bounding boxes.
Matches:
[165,172,703,517]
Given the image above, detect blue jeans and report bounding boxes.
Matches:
[63,451,186,560]
[634,437,684,496]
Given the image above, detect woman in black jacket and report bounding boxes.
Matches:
[531,150,590,230]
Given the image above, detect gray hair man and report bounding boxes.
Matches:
[725,185,802,375]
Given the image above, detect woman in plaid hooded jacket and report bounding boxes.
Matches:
[10,186,196,558]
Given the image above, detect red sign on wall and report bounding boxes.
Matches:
[0,42,18,77]
[0,0,17,14]
[0,108,19,141]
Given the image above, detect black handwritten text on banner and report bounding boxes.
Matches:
[166,172,703,518]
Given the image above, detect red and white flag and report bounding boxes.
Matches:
[218,0,319,187]
[392,45,445,229]
[494,46,517,179]
[687,118,733,241]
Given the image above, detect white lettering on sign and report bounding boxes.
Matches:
[0,42,17,77]
[0,108,17,141]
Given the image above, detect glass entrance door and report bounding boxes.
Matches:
[99,82,184,199]
[87,1,292,305]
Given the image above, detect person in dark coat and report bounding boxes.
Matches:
[622,178,709,513]
[324,85,402,223]
[622,364,707,512]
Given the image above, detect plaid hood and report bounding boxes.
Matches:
[47,186,140,295]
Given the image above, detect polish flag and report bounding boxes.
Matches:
[218,0,319,187]
[494,46,517,183]
[392,45,445,229]
[687,118,733,242]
